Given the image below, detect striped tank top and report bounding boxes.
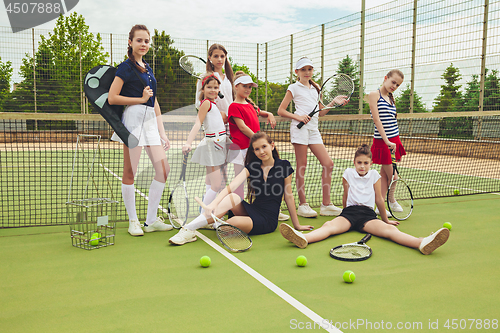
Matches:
[372,90,399,139]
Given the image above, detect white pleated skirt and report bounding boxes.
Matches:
[191,136,229,167]
[110,104,161,146]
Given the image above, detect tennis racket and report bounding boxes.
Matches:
[297,73,354,129]
[387,153,413,221]
[194,197,252,252]
[167,153,189,229]
[179,55,224,99]
[329,234,372,262]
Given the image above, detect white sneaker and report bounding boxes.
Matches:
[128,220,144,236]
[375,207,392,218]
[389,201,403,212]
[419,228,450,255]
[320,203,342,216]
[297,203,317,218]
[278,210,290,221]
[279,223,308,249]
[144,216,173,232]
[168,227,197,245]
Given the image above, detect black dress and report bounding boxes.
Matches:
[241,158,294,235]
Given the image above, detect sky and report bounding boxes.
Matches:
[0,0,390,43]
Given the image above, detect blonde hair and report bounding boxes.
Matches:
[234,71,259,113]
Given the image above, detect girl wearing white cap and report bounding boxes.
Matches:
[277,57,342,218]
[227,71,276,199]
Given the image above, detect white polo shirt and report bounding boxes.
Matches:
[343,168,381,209]
[287,82,319,129]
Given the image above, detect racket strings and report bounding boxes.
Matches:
[169,187,188,227]
[322,75,354,107]
[217,225,252,251]
[331,244,371,259]
[390,179,413,220]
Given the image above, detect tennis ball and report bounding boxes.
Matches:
[296,255,307,267]
[454,189,460,195]
[89,232,101,246]
[343,270,356,283]
[200,256,211,268]
[443,222,452,231]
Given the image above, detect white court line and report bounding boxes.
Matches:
[100,163,342,333]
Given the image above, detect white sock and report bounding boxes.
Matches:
[145,179,166,226]
[122,183,138,221]
[185,214,208,231]
[201,189,217,213]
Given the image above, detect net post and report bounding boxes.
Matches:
[358,0,365,115]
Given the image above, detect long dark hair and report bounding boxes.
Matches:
[206,44,235,99]
[127,24,150,73]
[244,132,280,203]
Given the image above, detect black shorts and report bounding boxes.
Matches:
[339,205,378,232]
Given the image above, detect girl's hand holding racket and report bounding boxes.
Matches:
[182,144,192,154]
[298,114,311,125]
[387,142,397,153]
[327,95,349,108]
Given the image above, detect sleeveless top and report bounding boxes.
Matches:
[200,99,225,135]
[372,90,399,139]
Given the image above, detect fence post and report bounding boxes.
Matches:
[32,28,37,118]
[80,32,84,114]
[358,0,365,115]
[265,42,268,111]
[477,0,489,140]
[321,24,325,85]
[289,34,293,112]
[110,33,113,65]
[256,43,259,105]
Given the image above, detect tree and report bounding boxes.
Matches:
[142,30,194,112]
[462,74,480,112]
[0,57,13,112]
[483,69,500,111]
[395,85,427,113]
[10,12,108,116]
[334,55,369,114]
[432,63,463,112]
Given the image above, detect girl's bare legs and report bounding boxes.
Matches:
[304,217,351,243]
[308,143,334,206]
[293,143,309,205]
[233,164,245,199]
[211,193,254,234]
[122,144,143,184]
[379,164,395,201]
[362,219,421,248]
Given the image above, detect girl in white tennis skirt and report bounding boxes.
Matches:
[183,74,228,211]
[108,24,172,236]
[280,144,450,255]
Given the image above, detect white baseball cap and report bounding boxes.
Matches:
[234,75,258,87]
[296,57,314,69]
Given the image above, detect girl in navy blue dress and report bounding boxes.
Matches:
[169,132,313,245]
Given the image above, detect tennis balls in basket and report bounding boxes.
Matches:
[296,255,307,267]
[343,270,356,283]
[453,189,460,195]
[200,256,211,268]
[89,232,101,246]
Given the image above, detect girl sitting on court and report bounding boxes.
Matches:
[183,74,228,212]
[280,144,449,255]
[277,57,342,218]
[169,132,313,245]
[108,24,172,236]
[368,69,406,217]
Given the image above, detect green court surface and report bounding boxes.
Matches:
[1,194,499,333]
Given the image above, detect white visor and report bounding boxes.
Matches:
[296,57,314,69]
[234,76,258,87]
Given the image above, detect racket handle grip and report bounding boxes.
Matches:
[296,109,318,129]
[218,91,224,99]
[297,121,305,129]
[391,152,396,163]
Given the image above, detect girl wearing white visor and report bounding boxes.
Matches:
[278,57,342,218]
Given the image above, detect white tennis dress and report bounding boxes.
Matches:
[191,100,228,166]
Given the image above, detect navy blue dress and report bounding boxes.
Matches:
[241,158,294,235]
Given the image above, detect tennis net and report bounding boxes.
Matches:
[1,111,499,227]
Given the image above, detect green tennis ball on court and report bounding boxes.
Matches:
[454,189,460,195]
[89,232,101,246]
[200,256,211,268]
[296,255,307,267]
[443,222,452,231]
[343,270,356,283]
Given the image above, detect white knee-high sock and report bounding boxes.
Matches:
[201,189,217,213]
[122,183,138,221]
[185,214,208,231]
[145,179,166,226]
